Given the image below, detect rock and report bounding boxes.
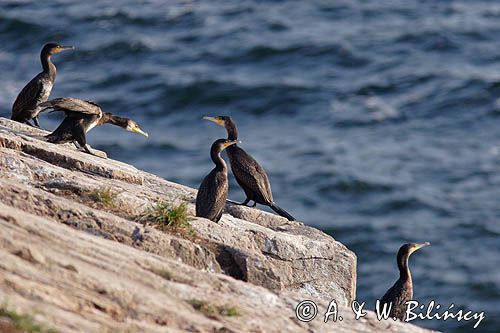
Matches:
[0,118,143,184]
[0,118,436,333]
[12,247,46,265]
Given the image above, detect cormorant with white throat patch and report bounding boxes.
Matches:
[40,97,148,157]
[203,116,296,221]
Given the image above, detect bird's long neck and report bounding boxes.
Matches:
[225,122,238,141]
[211,149,227,171]
[397,252,412,283]
[41,53,56,79]
[102,113,125,127]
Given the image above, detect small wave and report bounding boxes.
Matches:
[267,21,288,32]
[243,45,307,60]
[175,34,200,43]
[318,4,351,19]
[77,6,199,28]
[155,79,316,114]
[482,7,500,18]
[470,281,500,299]
[216,43,370,68]
[81,10,153,26]
[0,16,42,35]
[431,79,491,112]
[361,195,453,217]
[394,31,460,52]
[355,83,396,96]
[90,73,136,89]
[330,96,403,127]
[77,40,151,58]
[221,5,254,18]
[1,2,30,9]
[317,177,394,195]
[355,73,437,96]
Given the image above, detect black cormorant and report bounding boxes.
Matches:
[11,43,74,127]
[380,242,430,320]
[203,116,296,221]
[196,138,238,222]
[39,98,148,157]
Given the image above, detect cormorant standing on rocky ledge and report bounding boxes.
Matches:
[39,98,148,157]
[380,242,430,320]
[196,138,239,222]
[11,43,74,127]
[203,116,296,221]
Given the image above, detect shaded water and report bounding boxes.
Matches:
[1,1,499,331]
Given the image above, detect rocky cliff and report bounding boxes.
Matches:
[0,118,434,332]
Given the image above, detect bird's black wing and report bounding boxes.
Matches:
[12,73,46,116]
[228,146,274,203]
[39,97,101,116]
[380,279,411,320]
[196,169,228,222]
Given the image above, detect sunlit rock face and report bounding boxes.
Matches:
[0,118,434,333]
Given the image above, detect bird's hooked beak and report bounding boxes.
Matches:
[222,140,240,150]
[54,45,75,54]
[203,116,224,126]
[410,242,430,254]
[131,125,149,138]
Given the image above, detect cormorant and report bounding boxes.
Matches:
[11,43,74,127]
[196,138,239,222]
[203,116,296,221]
[380,242,430,320]
[39,98,148,157]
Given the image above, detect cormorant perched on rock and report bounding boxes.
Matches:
[11,43,74,127]
[39,98,148,157]
[196,138,238,222]
[203,116,296,221]
[380,242,430,320]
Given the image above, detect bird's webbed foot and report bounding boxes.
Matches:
[24,119,40,128]
[79,144,107,159]
[33,117,41,128]
[236,198,256,207]
[236,198,250,206]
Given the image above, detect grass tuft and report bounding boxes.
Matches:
[143,201,191,232]
[0,305,57,333]
[88,187,117,207]
[219,306,240,317]
[187,299,240,318]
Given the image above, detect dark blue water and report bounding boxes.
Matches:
[1,1,499,331]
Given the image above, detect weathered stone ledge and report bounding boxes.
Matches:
[0,117,436,332]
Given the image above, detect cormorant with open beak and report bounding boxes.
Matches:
[39,98,148,157]
[203,116,296,221]
[11,43,74,127]
[380,242,430,320]
[196,138,239,222]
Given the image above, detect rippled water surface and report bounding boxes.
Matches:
[1,1,500,331]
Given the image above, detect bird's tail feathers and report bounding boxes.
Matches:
[269,203,296,221]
